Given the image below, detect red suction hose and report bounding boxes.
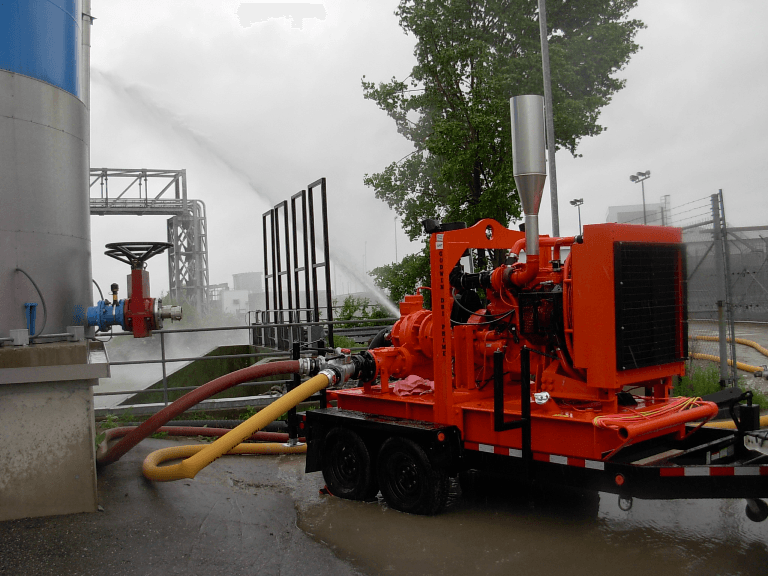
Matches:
[98,360,299,465]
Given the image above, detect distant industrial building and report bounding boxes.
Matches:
[606,200,669,226]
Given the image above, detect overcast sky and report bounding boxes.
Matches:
[88,0,768,304]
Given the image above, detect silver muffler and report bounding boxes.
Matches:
[509,95,547,256]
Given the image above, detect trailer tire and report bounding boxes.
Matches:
[377,436,448,515]
[321,428,378,501]
[745,498,768,523]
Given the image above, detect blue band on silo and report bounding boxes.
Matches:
[0,0,81,98]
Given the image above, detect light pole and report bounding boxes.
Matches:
[569,198,583,235]
[629,170,651,224]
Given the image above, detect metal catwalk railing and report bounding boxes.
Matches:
[94,316,395,417]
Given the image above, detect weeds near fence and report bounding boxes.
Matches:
[674,363,768,409]
[674,365,723,397]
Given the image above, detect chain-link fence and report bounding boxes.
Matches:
[674,192,768,384]
[618,190,768,385]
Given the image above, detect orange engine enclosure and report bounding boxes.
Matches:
[333,221,707,461]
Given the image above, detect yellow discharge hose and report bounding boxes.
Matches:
[690,352,762,373]
[705,416,768,429]
[143,372,330,482]
[143,443,307,476]
[691,334,768,359]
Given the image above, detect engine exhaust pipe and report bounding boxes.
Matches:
[510,95,547,256]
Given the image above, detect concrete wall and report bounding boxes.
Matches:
[0,342,98,521]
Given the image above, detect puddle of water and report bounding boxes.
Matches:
[296,471,768,576]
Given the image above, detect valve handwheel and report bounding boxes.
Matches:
[105,242,172,269]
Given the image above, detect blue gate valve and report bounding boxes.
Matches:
[87,299,126,332]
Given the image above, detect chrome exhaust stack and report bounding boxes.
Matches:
[509,95,547,256]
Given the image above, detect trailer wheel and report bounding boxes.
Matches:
[745,498,768,523]
[321,428,378,501]
[377,437,448,515]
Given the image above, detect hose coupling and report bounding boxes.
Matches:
[299,357,325,376]
[159,304,182,321]
[319,368,341,386]
[325,357,358,383]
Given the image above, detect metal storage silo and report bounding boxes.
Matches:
[0,0,93,335]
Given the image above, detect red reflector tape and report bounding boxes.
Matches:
[709,467,734,477]
[533,452,549,463]
[464,441,479,451]
[660,468,685,477]
[568,458,586,468]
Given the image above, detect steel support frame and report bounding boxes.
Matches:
[261,178,334,353]
[89,168,208,315]
[167,199,209,315]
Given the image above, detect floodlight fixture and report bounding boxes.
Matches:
[629,170,651,224]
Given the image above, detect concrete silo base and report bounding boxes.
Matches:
[0,342,105,521]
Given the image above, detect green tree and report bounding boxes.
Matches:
[370,247,432,306]
[335,295,392,326]
[364,0,643,298]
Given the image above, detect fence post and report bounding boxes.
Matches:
[160,331,169,406]
[719,189,738,386]
[711,193,731,387]
[287,340,300,446]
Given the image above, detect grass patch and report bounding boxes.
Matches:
[331,334,359,349]
[674,364,723,398]
[172,411,217,421]
[100,413,120,429]
[239,406,258,420]
[674,363,768,410]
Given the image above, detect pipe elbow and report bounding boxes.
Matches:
[511,238,527,256]
[505,255,540,288]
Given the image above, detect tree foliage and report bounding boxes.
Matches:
[370,247,433,307]
[334,295,392,326]
[365,0,643,238]
[364,0,643,301]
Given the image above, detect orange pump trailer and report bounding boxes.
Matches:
[305,221,768,518]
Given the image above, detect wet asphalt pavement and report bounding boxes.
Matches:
[3,322,768,575]
[2,436,767,576]
[0,438,361,576]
